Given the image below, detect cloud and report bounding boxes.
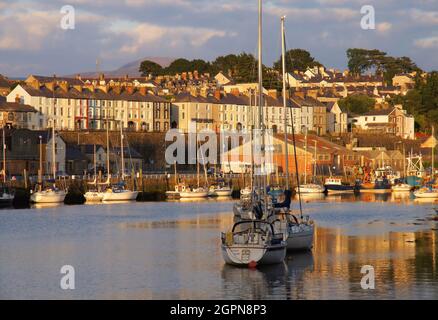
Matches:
[265,6,358,22]
[407,9,438,25]
[109,20,230,55]
[376,22,392,34]
[414,36,438,48]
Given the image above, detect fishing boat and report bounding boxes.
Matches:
[221,219,287,266]
[359,177,391,193]
[324,178,356,194]
[0,127,14,205]
[102,122,138,202]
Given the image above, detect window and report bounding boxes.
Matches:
[155,122,160,131]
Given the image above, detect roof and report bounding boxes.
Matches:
[361,108,395,116]
[0,75,11,88]
[0,101,37,112]
[66,145,88,161]
[27,75,84,86]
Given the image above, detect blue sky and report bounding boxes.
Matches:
[0,0,437,77]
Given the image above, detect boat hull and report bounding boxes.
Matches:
[287,225,314,251]
[392,184,412,192]
[102,191,138,201]
[414,191,438,198]
[221,244,286,266]
[208,189,232,197]
[296,185,325,194]
[325,185,355,194]
[179,191,208,198]
[30,191,66,203]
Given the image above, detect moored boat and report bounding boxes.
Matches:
[391,183,412,192]
[296,183,325,194]
[413,186,438,198]
[324,178,356,194]
[221,220,287,266]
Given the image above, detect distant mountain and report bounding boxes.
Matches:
[65,57,175,78]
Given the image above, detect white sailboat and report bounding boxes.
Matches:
[223,0,287,267]
[273,16,314,251]
[0,126,14,205]
[30,124,66,203]
[84,144,104,202]
[179,130,208,198]
[296,138,325,193]
[102,122,138,201]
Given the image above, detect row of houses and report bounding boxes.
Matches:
[3,129,143,177]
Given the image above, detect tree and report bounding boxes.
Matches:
[346,48,387,76]
[273,49,321,72]
[139,60,163,77]
[338,94,375,115]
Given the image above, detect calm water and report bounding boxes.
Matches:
[1,193,437,300]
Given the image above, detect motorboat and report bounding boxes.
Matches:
[324,178,356,194]
[221,220,287,266]
[102,183,138,201]
[391,183,412,192]
[208,184,232,197]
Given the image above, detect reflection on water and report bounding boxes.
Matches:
[0,195,437,299]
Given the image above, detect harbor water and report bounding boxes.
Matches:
[0,193,437,299]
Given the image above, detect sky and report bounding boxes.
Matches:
[0,0,437,77]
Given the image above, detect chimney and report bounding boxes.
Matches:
[76,74,82,80]
[99,73,105,81]
[124,74,129,81]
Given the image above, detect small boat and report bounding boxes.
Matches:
[179,186,209,198]
[413,186,438,198]
[324,178,356,194]
[391,183,412,192]
[84,190,104,202]
[221,220,287,266]
[0,188,14,206]
[359,178,391,193]
[209,186,232,197]
[30,186,66,203]
[102,183,139,201]
[296,183,325,194]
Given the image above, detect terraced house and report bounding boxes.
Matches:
[6,76,171,132]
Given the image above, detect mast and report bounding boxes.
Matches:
[120,121,125,181]
[52,75,56,181]
[2,126,5,184]
[304,129,307,184]
[106,118,110,184]
[432,126,435,179]
[314,140,317,178]
[39,135,43,190]
[93,144,97,182]
[281,16,289,190]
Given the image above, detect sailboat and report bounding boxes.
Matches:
[179,130,208,198]
[102,122,138,201]
[84,144,104,202]
[0,126,14,205]
[296,137,325,193]
[30,124,67,203]
[270,16,314,251]
[414,127,438,198]
[222,0,287,267]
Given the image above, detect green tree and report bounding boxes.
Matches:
[338,94,375,115]
[138,60,163,77]
[273,49,321,72]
